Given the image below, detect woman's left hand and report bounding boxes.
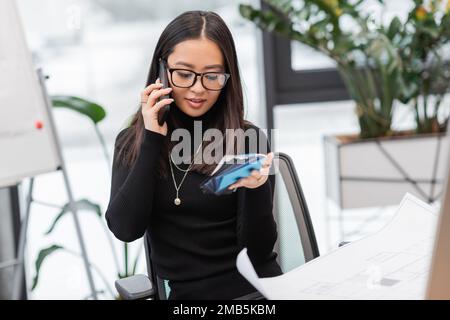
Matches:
[228,152,274,191]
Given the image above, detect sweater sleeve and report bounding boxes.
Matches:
[237,126,278,265]
[105,128,165,242]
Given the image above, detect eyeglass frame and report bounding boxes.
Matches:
[162,60,231,91]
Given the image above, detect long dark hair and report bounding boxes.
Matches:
[115,10,251,178]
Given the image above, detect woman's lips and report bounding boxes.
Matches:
[185,98,206,108]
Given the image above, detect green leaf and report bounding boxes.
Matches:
[32,245,64,290]
[238,4,252,20]
[51,95,106,124]
[420,26,440,39]
[387,16,402,40]
[239,3,293,37]
[44,199,102,235]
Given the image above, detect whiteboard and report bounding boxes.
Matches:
[0,0,60,187]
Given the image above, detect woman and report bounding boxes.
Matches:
[105,10,281,300]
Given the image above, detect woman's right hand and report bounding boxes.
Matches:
[140,78,173,136]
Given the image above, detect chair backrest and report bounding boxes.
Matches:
[143,232,167,300]
[272,152,319,272]
[142,152,319,299]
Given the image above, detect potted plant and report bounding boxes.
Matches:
[239,0,450,208]
[31,96,143,299]
[397,0,450,134]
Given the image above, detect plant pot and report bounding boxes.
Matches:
[324,131,449,209]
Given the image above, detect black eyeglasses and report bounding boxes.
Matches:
[163,60,230,91]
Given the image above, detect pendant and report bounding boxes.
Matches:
[174,197,181,206]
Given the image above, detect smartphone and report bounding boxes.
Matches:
[157,58,171,126]
[200,154,266,195]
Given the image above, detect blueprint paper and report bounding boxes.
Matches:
[237,193,438,299]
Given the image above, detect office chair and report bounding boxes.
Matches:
[115,152,320,300]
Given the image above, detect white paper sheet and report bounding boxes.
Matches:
[237,193,439,299]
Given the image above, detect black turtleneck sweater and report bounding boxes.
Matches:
[105,106,281,299]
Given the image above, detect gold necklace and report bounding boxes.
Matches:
[168,143,202,206]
